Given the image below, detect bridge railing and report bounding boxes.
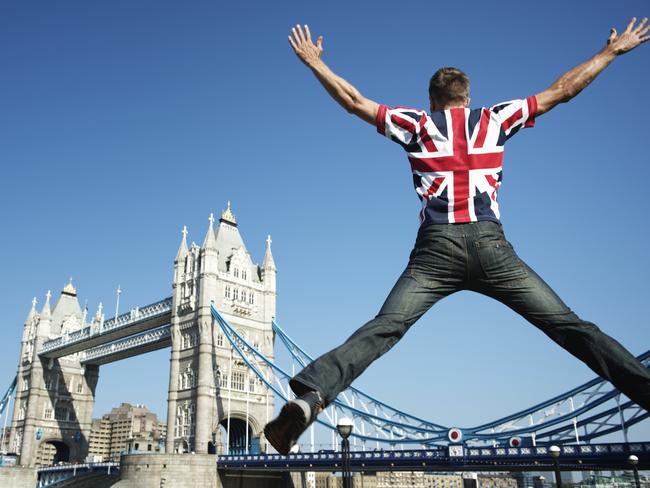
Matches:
[218,442,650,471]
[80,324,171,364]
[37,462,119,488]
[40,297,172,354]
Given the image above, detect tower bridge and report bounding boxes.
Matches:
[2,203,278,469]
[0,203,648,487]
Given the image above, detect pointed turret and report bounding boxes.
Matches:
[41,290,52,319]
[22,297,38,342]
[262,235,277,296]
[95,302,104,322]
[36,290,52,339]
[262,235,277,271]
[176,225,189,262]
[202,213,217,250]
[25,297,37,323]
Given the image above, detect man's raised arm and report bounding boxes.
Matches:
[289,24,379,125]
[535,17,649,116]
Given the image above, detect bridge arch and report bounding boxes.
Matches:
[218,412,261,454]
[35,438,70,468]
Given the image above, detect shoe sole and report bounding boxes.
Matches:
[263,402,307,455]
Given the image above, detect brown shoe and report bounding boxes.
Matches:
[263,391,324,455]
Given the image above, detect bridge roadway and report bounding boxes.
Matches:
[38,297,172,364]
[217,442,650,472]
[36,442,650,487]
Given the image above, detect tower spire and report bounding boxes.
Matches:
[220,201,237,226]
[41,290,52,318]
[176,225,189,261]
[24,297,37,323]
[202,213,217,249]
[262,234,277,271]
[63,277,77,296]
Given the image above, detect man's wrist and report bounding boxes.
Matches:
[601,43,619,59]
[308,58,326,72]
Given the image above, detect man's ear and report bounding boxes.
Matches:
[465,97,471,108]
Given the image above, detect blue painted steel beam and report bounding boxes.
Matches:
[218,442,650,472]
[0,376,17,416]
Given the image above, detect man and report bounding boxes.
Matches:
[264,19,650,455]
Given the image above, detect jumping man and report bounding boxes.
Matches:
[264,18,650,455]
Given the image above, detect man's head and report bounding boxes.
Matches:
[428,67,470,111]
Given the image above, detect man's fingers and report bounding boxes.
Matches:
[624,17,637,33]
[291,27,301,46]
[304,24,313,43]
[295,24,306,43]
[635,17,648,33]
[608,28,617,43]
[288,35,298,52]
[640,24,650,37]
[317,35,323,50]
[640,35,650,43]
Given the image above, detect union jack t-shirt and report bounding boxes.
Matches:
[376,96,537,225]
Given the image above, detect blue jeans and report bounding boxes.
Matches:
[290,221,650,410]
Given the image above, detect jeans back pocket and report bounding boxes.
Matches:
[475,239,527,283]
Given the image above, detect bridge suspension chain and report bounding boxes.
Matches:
[0,376,17,417]
[214,305,649,446]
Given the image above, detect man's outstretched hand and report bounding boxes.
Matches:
[288,24,323,67]
[607,17,649,55]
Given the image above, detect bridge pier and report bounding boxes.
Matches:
[0,466,37,488]
[114,453,293,488]
[114,453,218,487]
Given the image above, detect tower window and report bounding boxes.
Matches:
[225,286,231,299]
[231,371,245,391]
[242,269,247,280]
[234,267,239,278]
[55,407,68,421]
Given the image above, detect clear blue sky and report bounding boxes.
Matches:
[1,0,648,441]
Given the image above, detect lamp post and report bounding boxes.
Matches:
[337,417,353,488]
[549,445,562,488]
[628,454,640,488]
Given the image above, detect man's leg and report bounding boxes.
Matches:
[265,225,464,454]
[291,266,457,405]
[471,238,650,410]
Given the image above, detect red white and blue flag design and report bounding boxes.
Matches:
[376,96,537,224]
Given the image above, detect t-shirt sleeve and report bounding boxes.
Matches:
[376,105,428,150]
[489,95,538,142]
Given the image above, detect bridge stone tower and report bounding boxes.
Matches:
[9,284,100,467]
[166,203,276,455]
